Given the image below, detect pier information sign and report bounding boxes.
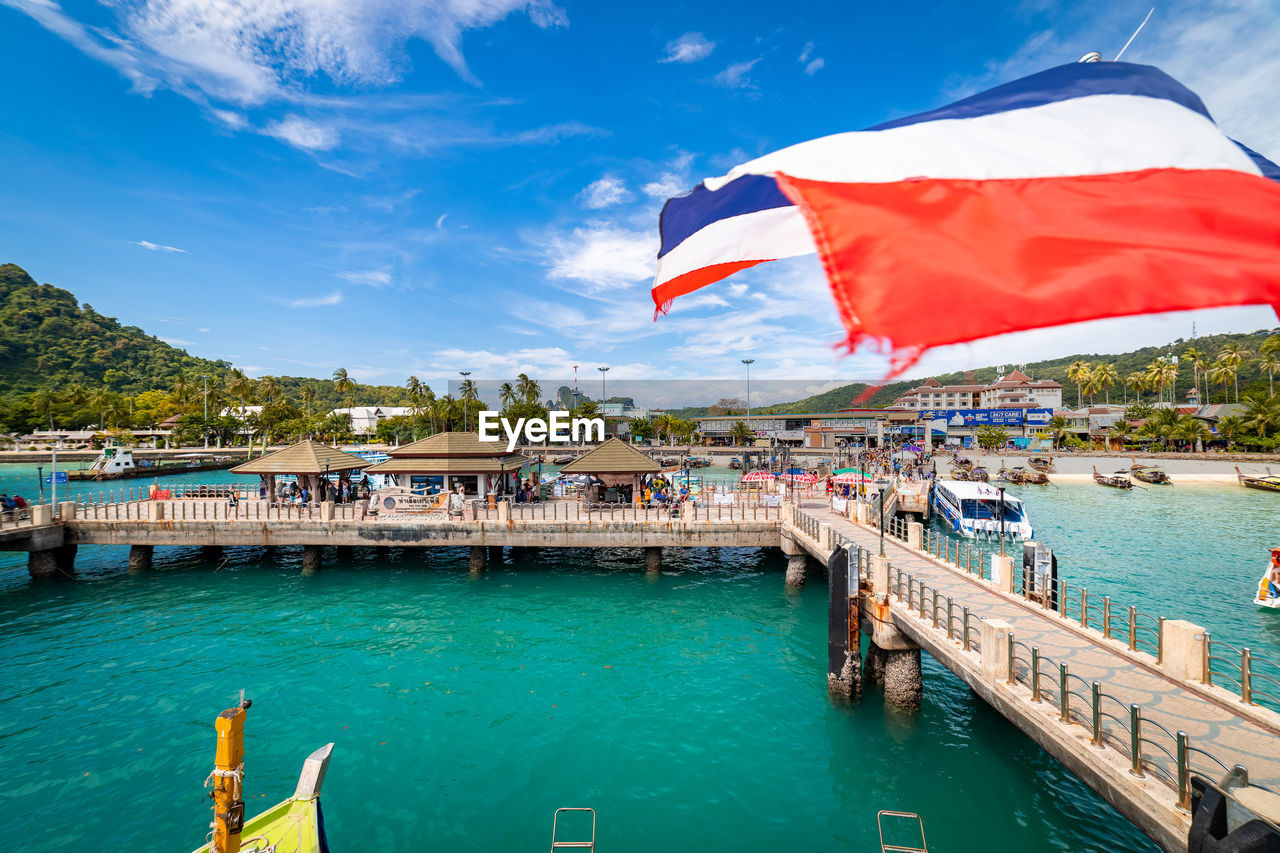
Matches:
[43,472,68,485]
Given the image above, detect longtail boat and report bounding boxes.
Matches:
[1130,458,1171,485]
[996,461,1025,484]
[1013,465,1049,485]
[1236,467,1280,493]
[968,466,990,483]
[950,467,971,481]
[951,455,974,471]
[192,699,334,853]
[1093,466,1133,489]
[1027,455,1054,472]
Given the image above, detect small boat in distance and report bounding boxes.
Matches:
[1257,548,1280,610]
[1130,458,1171,485]
[1236,467,1280,493]
[968,466,990,483]
[1015,465,1049,485]
[1028,455,1054,472]
[996,461,1025,484]
[951,455,974,471]
[1093,466,1134,489]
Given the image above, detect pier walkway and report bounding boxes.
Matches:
[785,496,1280,851]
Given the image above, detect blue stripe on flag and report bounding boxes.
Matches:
[1234,140,1280,182]
[658,174,792,260]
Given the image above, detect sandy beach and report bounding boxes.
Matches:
[937,453,1278,484]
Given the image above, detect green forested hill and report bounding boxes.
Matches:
[0,263,409,432]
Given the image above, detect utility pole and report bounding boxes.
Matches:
[741,358,754,446]
[459,371,471,432]
[598,366,609,436]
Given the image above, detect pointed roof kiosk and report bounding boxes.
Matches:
[230,439,372,501]
[557,437,661,502]
[363,432,528,498]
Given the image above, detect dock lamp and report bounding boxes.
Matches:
[199,374,210,449]
[741,358,754,441]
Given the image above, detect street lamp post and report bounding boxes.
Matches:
[459,371,471,432]
[879,484,886,556]
[597,366,609,436]
[998,485,1007,557]
[741,358,754,448]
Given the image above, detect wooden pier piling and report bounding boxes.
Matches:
[827,546,861,699]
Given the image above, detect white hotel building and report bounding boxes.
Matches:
[891,371,1063,412]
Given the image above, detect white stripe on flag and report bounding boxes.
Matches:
[702,94,1261,191]
[654,205,815,288]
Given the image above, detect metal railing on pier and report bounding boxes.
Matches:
[1202,634,1280,715]
[72,498,362,522]
[476,500,781,524]
[886,564,1256,811]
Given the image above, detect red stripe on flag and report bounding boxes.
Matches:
[651,260,764,317]
[775,168,1280,364]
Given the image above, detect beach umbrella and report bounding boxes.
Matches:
[831,471,871,484]
[781,471,819,484]
[740,471,775,482]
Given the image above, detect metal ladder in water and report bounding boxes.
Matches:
[550,807,596,852]
[878,810,928,853]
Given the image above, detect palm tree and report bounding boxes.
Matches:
[226,369,253,416]
[1173,416,1209,452]
[1217,414,1246,449]
[1125,371,1147,405]
[655,412,679,445]
[257,376,280,406]
[1107,419,1132,450]
[498,382,517,410]
[1257,352,1280,398]
[1209,359,1235,405]
[1183,344,1203,401]
[405,376,423,414]
[87,387,114,429]
[516,373,541,404]
[1045,415,1070,450]
[1145,359,1177,406]
[1066,360,1091,408]
[1242,393,1280,439]
[30,388,55,431]
[332,368,355,410]
[1218,343,1250,403]
[1091,363,1119,406]
[729,421,754,445]
[299,385,316,416]
[172,376,193,406]
[458,379,480,430]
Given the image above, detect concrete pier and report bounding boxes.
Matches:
[301,545,323,573]
[882,648,923,712]
[644,547,662,575]
[28,544,76,579]
[785,554,808,587]
[128,544,153,572]
[863,642,888,688]
[468,546,486,574]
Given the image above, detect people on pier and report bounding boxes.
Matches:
[1268,548,1280,599]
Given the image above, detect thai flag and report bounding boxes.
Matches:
[653,61,1280,373]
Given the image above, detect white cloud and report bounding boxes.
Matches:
[435,213,448,229]
[7,0,569,105]
[542,223,656,293]
[337,270,392,287]
[661,32,715,64]
[133,239,187,253]
[714,58,760,89]
[577,175,632,209]
[265,115,339,150]
[804,58,825,76]
[799,42,814,63]
[288,290,343,308]
[160,336,195,347]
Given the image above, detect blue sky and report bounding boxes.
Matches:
[1,0,1277,402]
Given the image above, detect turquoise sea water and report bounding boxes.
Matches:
[3,462,1274,852]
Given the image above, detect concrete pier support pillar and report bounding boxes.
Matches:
[644,547,662,575]
[1160,620,1206,682]
[785,554,808,587]
[469,545,486,574]
[28,544,77,579]
[864,642,888,688]
[981,619,1013,683]
[128,544,153,572]
[301,545,323,573]
[201,545,224,561]
[487,546,503,564]
[883,648,923,711]
[335,546,354,561]
[907,521,923,551]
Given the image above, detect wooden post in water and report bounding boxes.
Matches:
[827,546,861,699]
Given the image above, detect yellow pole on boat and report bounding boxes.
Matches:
[210,699,251,853]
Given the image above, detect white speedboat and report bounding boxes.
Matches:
[932,480,1033,540]
[1256,551,1280,610]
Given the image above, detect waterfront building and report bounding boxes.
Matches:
[231,438,372,499]
[363,431,527,497]
[557,437,661,502]
[892,370,1062,411]
[693,409,893,445]
[329,406,415,435]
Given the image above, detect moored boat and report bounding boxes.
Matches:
[951,454,974,471]
[728,457,742,469]
[68,445,238,481]
[1028,455,1054,472]
[950,467,971,481]
[1016,466,1050,485]
[931,480,1033,540]
[1093,466,1133,489]
[1236,467,1280,493]
[996,463,1025,484]
[1257,548,1280,610]
[968,466,990,483]
[1130,458,1171,485]
[191,699,333,853]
